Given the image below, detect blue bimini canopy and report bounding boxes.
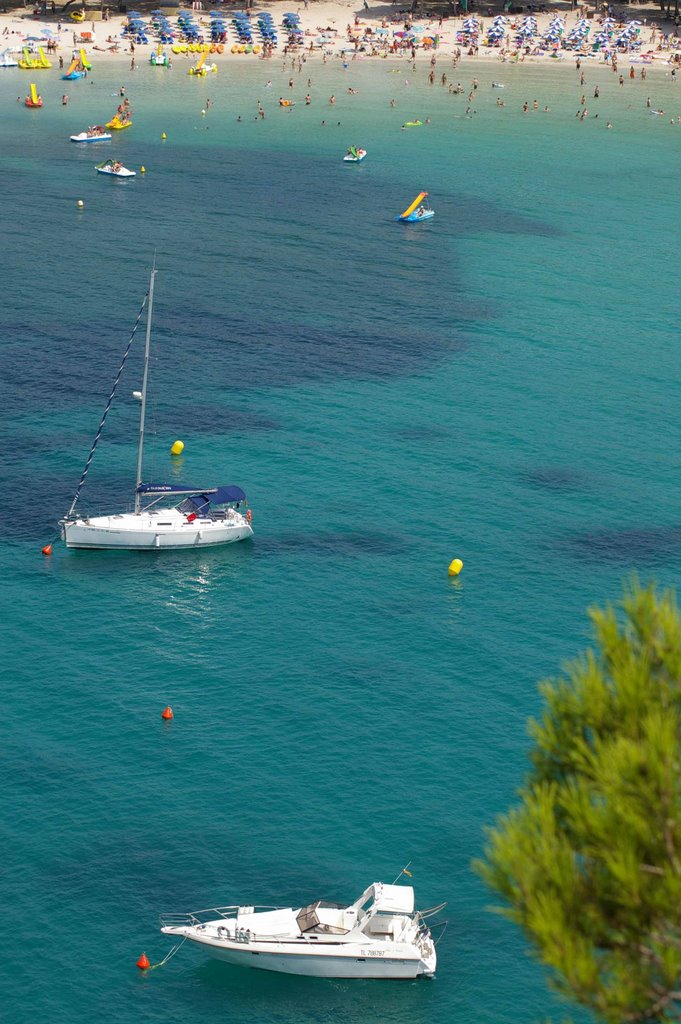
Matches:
[178,487,247,517]
[137,483,246,503]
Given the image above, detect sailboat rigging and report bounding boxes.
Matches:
[60,266,254,550]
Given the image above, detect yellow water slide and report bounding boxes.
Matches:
[400,192,428,219]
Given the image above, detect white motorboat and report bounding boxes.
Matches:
[60,266,254,551]
[96,159,136,177]
[160,881,445,979]
[71,128,112,143]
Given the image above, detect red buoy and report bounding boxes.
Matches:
[136,952,150,970]
[161,706,173,720]
[42,544,53,556]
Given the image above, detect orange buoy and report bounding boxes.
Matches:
[136,952,150,970]
[161,706,173,720]
[42,544,53,556]
[246,509,253,523]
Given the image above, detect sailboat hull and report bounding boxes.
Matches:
[62,510,253,550]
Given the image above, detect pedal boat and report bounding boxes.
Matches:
[71,128,112,142]
[95,160,136,177]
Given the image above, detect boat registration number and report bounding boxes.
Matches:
[360,949,385,957]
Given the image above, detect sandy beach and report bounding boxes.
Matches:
[2,0,681,71]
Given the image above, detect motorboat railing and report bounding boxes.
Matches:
[160,905,279,929]
[417,902,447,920]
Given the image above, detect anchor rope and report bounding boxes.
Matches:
[149,935,187,970]
[66,292,148,519]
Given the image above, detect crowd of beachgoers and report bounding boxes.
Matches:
[2,0,681,67]
[5,2,681,130]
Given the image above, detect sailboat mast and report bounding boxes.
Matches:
[134,266,156,514]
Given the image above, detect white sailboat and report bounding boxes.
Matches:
[60,266,254,550]
[160,881,445,980]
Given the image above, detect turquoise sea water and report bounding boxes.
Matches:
[2,51,680,1024]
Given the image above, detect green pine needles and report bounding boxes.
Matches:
[475,581,681,1023]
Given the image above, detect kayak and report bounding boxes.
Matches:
[343,148,367,162]
[71,130,112,142]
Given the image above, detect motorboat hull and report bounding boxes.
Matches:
[62,512,253,549]
[187,938,426,978]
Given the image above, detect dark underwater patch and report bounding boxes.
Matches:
[446,195,559,239]
[256,531,406,558]
[567,526,681,564]
[395,424,452,443]
[522,466,595,491]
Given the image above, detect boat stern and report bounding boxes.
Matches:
[418,934,437,976]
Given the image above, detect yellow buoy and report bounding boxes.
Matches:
[448,558,463,577]
[161,132,167,140]
[77,199,84,208]
[140,166,146,174]
[170,440,185,456]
